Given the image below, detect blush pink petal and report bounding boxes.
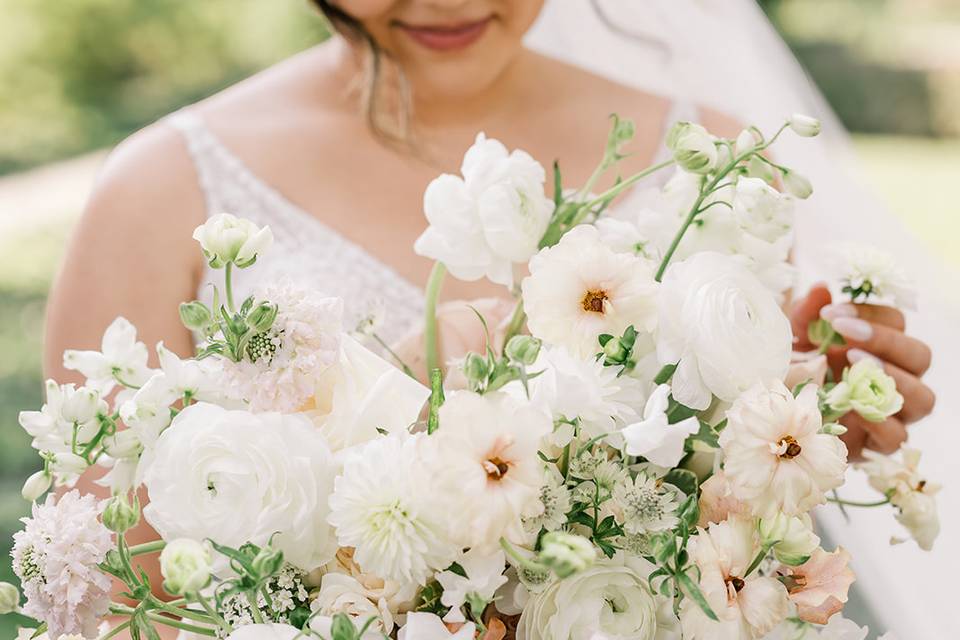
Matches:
[787,547,856,624]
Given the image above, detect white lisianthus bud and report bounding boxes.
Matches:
[102,429,143,459]
[51,452,89,476]
[21,470,52,501]
[735,129,760,155]
[759,513,820,566]
[826,359,903,422]
[103,494,140,534]
[789,114,822,137]
[783,170,814,199]
[505,335,542,366]
[0,581,19,614]
[666,122,718,174]
[160,539,212,595]
[539,532,597,578]
[193,213,274,269]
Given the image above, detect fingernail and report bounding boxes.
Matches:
[847,348,881,365]
[833,317,873,341]
[821,303,857,322]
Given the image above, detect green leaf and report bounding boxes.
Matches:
[446,562,468,579]
[677,494,700,530]
[808,318,846,350]
[664,469,699,497]
[654,362,678,385]
[678,572,719,621]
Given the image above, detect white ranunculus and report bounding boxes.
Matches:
[621,384,700,467]
[193,213,273,268]
[522,224,659,358]
[657,252,792,410]
[63,317,152,396]
[225,623,300,640]
[414,133,554,287]
[517,554,660,640]
[732,177,794,243]
[142,403,337,573]
[159,539,211,595]
[825,359,903,422]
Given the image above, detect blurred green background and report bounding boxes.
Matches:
[0,0,957,634]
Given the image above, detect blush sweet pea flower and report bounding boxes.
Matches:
[781,547,856,625]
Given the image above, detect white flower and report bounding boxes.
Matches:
[414,132,554,287]
[21,471,53,502]
[159,539,212,595]
[329,434,459,586]
[398,612,476,640]
[657,252,792,410]
[681,518,790,640]
[19,381,107,458]
[0,581,18,614]
[720,382,848,517]
[517,554,661,640]
[732,178,794,244]
[523,465,572,534]
[783,171,814,199]
[142,403,338,573]
[431,391,552,548]
[789,114,822,138]
[621,384,700,467]
[307,334,430,452]
[758,514,820,565]
[12,491,112,639]
[225,623,300,640]
[825,359,903,422]
[313,573,393,634]
[63,317,152,395]
[828,244,916,309]
[522,225,659,358]
[613,471,681,534]
[438,548,508,623]
[193,213,273,268]
[321,548,418,624]
[666,121,718,174]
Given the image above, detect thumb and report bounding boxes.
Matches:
[790,283,832,350]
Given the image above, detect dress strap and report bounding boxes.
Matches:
[167,110,232,216]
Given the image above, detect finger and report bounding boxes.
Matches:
[839,423,868,462]
[790,283,832,350]
[847,349,936,424]
[821,302,905,331]
[841,412,907,455]
[830,317,932,375]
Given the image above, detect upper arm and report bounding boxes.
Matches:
[700,106,744,139]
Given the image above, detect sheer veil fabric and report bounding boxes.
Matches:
[526,1,958,637]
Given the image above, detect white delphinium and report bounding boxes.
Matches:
[329,434,459,585]
[828,244,916,309]
[732,177,794,243]
[857,448,940,550]
[825,359,903,423]
[680,517,790,640]
[621,384,700,467]
[12,491,112,640]
[193,213,273,268]
[142,403,338,573]
[431,391,551,548]
[398,612,476,640]
[720,382,848,517]
[666,121,718,174]
[522,224,659,358]
[612,471,681,535]
[657,252,793,410]
[437,548,508,623]
[220,282,343,413]
[63,317,152,396]
[19,381,107,457]
[414,132,554,287]
[313,573,393,634]
[523,464,572,534]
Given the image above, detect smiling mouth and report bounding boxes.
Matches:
[394,16,493,52]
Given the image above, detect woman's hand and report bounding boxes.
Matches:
[790,284,935,459]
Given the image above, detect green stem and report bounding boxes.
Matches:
[145,612,217,636]
[247,591,265,624]
[827,496,891,508]
[148,596,215,624]
[97,620,132,640]
[224,262,236,313]
[128,540,166,557]
[581,159,676,213]
[817,328,838,355]
[500,300,526,355]
[744,545,772,577]
[424,262,447,376]
[194,592,232,635]
[499,538,549,574]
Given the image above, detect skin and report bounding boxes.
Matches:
[40,0,934,635]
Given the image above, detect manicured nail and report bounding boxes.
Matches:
[847,348,881,365]
[832,317,873,341]
[820,303,857,322]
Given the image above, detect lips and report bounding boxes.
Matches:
[395,16,493,52]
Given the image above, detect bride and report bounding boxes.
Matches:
[41,0,943,637]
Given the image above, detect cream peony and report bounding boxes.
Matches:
[657,252,792,410]
[825,359,903,423]
[414,133,554,287]
[142,403,338,573]
[522,224,659,358]
[720,382,848,517]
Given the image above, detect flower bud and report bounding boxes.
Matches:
[820,422,848,436]
[21,470,52,501]
[735,129,760,155]
[0,581,19,614]
[462,353,491,385]
[789,114,822,137]
[538,532,596,578]
[51,452,89,476]
[505,335,542,366]
[160,539,212,595]
[747,155,776,184]
[783,170,814,199]
[192,213,274,269]
[179,301,213,332]
[602,338,628,362]
[102,429,143,459]
[251,545,285,580]
[246,302,279,335]
[60,386,104,424]
[666,122,718,174]
[759,514,820,566]
[103,493,140,534]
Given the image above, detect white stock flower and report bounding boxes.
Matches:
[313,573,393,634]
[621,384,700,467]
[828,244,916,309]
[825,359,903,422]
[613,471,681,535]
[142,403,338,572]
[193,213,273,268]
[398,612,476,640]
[657,252,792,410]
[517,554,661,640]
[731,177,794,244]
[159,539,212,595]
[414,133,554,287]
[224,623,300,640]
[522,224,659,358]
[12,491,112,640]
[438,548,508,623]
[720,382,848,517]
[329,434,459,585]
[63,317,152,395]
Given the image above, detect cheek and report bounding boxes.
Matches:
[502,0,546,35]
[334,0,396,20]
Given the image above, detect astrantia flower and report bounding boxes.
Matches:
[329,434,459,585]
[220,282,343,413]
[825,359,903,423]
[828,244,916,309]
[414,132,554,287]
[781,547,855,625]
[522,225,659,358]
[12,491,112,639]
[621,384,700,467]
[720,382,848,517]
[523,465,572,534]
[680,517,790,639]
[657,252,792,410]
[63,317,152,396]
[612,471,681,534]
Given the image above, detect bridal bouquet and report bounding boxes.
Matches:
[4,113,940,640]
